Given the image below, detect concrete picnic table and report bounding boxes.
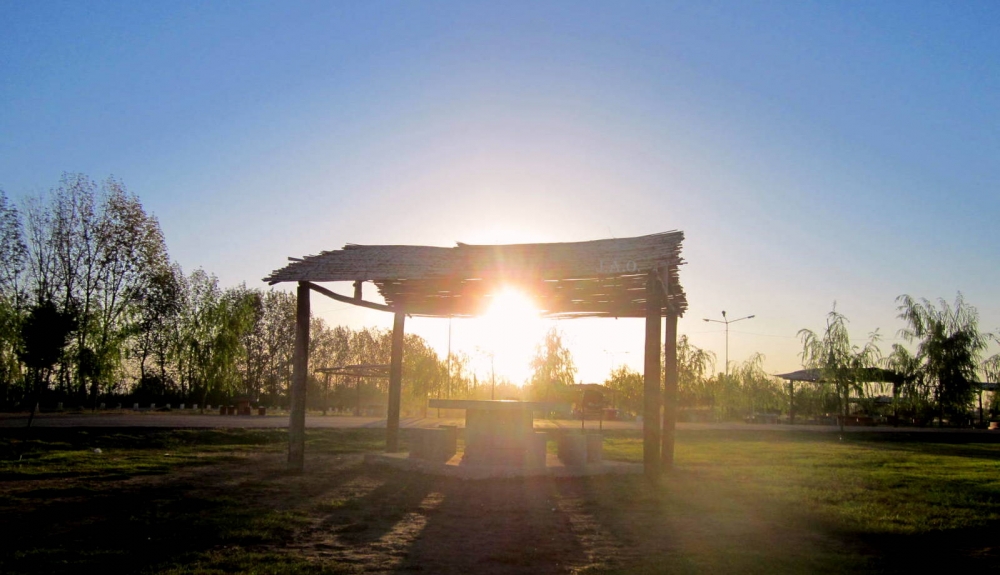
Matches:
[427,399,567,466]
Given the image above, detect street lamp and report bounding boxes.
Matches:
[703,310,755,377]
[602,350,630,372]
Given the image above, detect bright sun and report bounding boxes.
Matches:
[483,289,538,324]
[471,288,547,386]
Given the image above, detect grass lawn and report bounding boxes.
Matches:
[2,427,999,574]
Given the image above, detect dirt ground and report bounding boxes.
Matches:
[3,450,651,574]
[7,429,999,573]
[7,430,1000,575]
[199,452,637,574]
[5,445,835,574]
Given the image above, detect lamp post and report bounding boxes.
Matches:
[703,310,755,377]
[488,353,495,400]
[603,349,630,372]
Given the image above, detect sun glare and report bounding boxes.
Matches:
[483,289,538,323]
[471,288,547,386]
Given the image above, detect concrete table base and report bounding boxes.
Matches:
[426,399,568,468]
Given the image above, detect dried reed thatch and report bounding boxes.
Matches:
[264,231,686,318]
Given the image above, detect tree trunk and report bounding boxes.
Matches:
[25,368,44,429]
[838,384,846,434]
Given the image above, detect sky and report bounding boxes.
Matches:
[3,0,999,384]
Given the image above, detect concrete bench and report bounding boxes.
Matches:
[525,432,548,468]
[409,426,458,463]
[557,432,603,466]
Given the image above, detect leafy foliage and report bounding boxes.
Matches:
[17,299,77,424]
[799,306,882,431]
[0,175,458,411]
[527,327,577,401]
[674,334,716,408]
[896,293,990,423]
[603,364,643,416]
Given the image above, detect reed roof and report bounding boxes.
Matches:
[775,368,904,384]
[264,231,686,319]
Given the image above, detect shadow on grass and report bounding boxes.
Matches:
[1,472,301,574]
[848,434,1000,462]
[4,427,1000,574]
[392,475,590,574]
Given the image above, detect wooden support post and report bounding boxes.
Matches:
[643,272,662,479]
[789,381,796,425]
[662,306,678,470]
[386,311,405,452]
[288,282,310,472]
[322,372,331,416]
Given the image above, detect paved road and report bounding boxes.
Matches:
[3,411,996,434]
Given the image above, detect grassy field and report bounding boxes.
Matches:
[2,427,999,574]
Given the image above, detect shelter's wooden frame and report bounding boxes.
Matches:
[265,232,687,478]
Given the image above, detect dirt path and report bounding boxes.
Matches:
[11,441,990,573]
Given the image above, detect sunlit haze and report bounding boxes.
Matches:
[468,288,546,385]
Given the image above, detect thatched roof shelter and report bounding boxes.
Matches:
[775,368,904,384]
[268,231,686,478]
[264,231,686,318]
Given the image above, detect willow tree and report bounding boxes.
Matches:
[799,307,882,433]
[885,343,927,423]
[735,353,783,416]
[176,270,250,405]
[604,365,643,416]
[528,328,576,402]
[673,335,715,409]
[0,190,26,407]
[402,333,445,411]
[896,293,990,425]
[983,354,1000,419]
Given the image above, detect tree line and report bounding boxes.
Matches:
[800,295,1000,429]
[0,175,500,416]
[601,295,1000,427]
[603,338,786,422]
[3,175,996,427]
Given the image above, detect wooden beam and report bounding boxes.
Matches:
[288,282,310,472]
[386,311,405,452]
[643,271,662,480]
[305,281,394,313]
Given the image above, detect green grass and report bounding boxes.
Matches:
[0,428,391,575]
[0,428,397,480]
[603,429,1000,534]
[3,427,1000,573]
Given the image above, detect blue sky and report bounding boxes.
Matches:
[3,1,999,382]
